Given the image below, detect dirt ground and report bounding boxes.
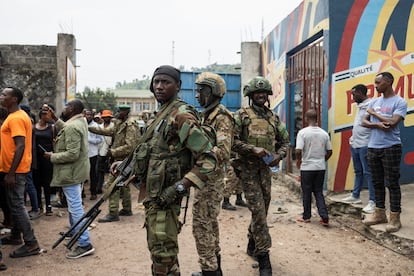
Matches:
[1,174,414,276]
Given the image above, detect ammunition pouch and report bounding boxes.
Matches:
[133,143,150,180]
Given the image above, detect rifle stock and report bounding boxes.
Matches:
[52,154,136,250]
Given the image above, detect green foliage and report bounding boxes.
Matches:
[76,87,117,112]
[115,75,151,90]
[188,63,241,73]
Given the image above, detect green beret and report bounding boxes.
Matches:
[117,104,131,110]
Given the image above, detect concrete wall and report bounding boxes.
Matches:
[240,42,261,107]
[0,33,75,114]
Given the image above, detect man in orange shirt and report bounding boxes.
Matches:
[0,87,40,258]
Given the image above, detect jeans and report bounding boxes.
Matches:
[62,184,92,247]
[5,173,37,245]
[25,171,39,211]
[350,146,375,202]
[300,170,328,220]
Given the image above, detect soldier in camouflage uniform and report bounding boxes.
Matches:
[191,72,234,276]
[135,65,217,276]
[232,77,289,276]
[88,105,138,222]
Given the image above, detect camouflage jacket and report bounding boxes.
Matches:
[232,103,289,164]
[202,103,234,166]
[88,116,138,161]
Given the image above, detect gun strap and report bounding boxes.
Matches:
[139,98,184,144]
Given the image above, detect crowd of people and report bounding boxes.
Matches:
[0,69,407,275]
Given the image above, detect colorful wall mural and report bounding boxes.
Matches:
[260,0,414,191]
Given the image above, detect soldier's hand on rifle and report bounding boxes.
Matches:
[158,185,178,207]
[158,180,189,207]
[110,161,122,175]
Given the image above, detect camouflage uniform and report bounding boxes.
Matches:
[89,115,138,216]
[191,72,233,274]
[136,66,218,275]
[136,97,217,276]
[232,77,289,264]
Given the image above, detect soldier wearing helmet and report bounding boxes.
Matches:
[192,72,234,276]
[232,76,289,276]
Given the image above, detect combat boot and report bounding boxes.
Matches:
[385,211,401,233]
[222,197,236,211]
[363,207,388,226]
[246,238,255,257]
[235,193,248,207]
[257,252,272,276]
[97,213,120,223]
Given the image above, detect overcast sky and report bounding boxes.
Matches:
[1,0,302,91]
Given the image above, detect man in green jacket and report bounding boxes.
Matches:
[44,99,95,259]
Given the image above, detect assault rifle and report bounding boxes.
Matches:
[52,154,136,250]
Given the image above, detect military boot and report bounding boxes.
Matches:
[97,213,120,223]
[235,193,248,207]
[257,252,272,276]
[385,211,401,233]
[222,197,236,211]
[246,238,255,257]
[363,207,387,226]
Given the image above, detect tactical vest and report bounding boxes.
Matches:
[144,101,195,199]
[243,107,276,152]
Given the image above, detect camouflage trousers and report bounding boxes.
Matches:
[239,164,272,255]
[106,174,132,215]
[192,178,224,271]
[222,165,243,198]
[145,201,181,276]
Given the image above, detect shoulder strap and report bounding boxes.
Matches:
[139,99,184,144]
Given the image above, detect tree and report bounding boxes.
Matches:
[76,87,117,112]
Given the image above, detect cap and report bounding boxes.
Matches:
[101,110,113,117]
[117,104,131,110]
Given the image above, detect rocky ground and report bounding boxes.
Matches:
[1,174,413,276]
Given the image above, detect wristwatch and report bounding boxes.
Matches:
[175,181,186,194]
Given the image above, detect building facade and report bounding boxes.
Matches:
[243,0,414,191]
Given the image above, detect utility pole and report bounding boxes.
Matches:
[171,41,175,66]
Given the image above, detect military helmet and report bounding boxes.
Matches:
[243,76,273,97]
[195,72,226,98]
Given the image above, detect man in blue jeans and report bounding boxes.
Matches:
[341,84,375,213]
[43,99,95,258]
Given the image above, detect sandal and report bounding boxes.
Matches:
[0,263,7,271]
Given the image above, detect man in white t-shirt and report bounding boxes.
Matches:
[295,109,332,226]
[96,110,114,194]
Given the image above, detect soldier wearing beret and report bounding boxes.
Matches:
[88,104,138,222]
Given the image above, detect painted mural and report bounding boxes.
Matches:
[260,0,414,191]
